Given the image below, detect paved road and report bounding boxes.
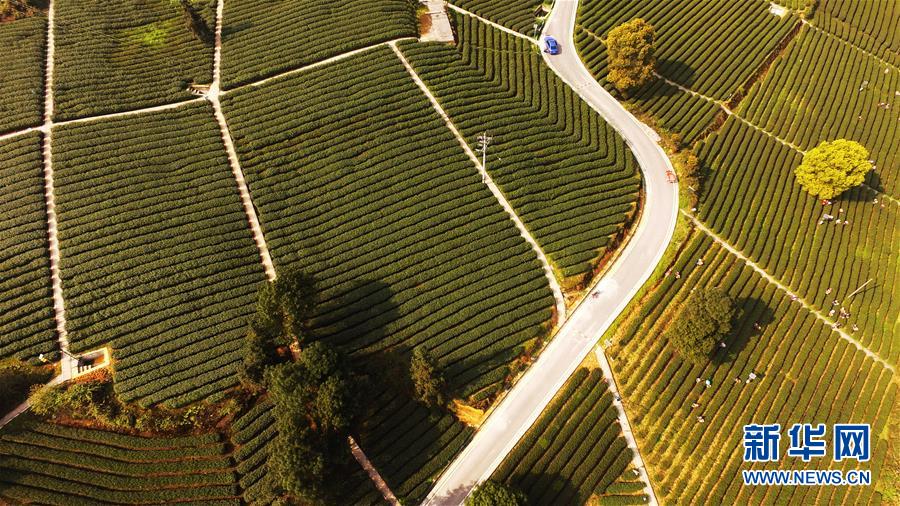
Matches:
[422,1,678,503]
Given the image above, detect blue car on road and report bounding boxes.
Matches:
[544,36,560,55]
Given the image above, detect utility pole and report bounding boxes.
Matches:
[476,132,491,183]
[845,279,873,301]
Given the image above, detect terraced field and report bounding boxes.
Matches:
[698,117,898,365]
[576,0,797,99]
[399,14,641,285]
[0,416,239,505]
[53,0,213,121]
[574,0,795,145]
[813,0,900,67]
[0,16,45,133]
[230,401,280,504]
[448,0,544,34]
[355,386,472,503]
[222,47,555,397]
[52,103,267,407]
[230,390,470,505]
[220,0,417,88]
[0,133,56,362]
[492,367,645,505]
[607,233,895,505]
[739,26,900,195]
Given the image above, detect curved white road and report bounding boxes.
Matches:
[422,1,678,504]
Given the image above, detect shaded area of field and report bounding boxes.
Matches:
[222,47,554,503]
[0,416,239,505]
[399,14,641,285]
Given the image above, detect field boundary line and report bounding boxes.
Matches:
[684,211,895,373]
[211,0,276,282]
[802,19,900,74]
[575,23,605,44]
[594,347,658,505]
[390,41,567,322]
[223,38,417,94]
[349,436,400,505]
[653,72,725,108]
[446,4,537,43]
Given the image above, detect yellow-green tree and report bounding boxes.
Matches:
[606,19,656,94]
[795,139,871,199]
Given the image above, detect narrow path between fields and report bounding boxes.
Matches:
[349,436,400,505]
[684,211,895,373]
[40,0,74,382]
[210,0,276,282]
[593,346,656,504]
[422,2,676,504]
[390,41,568,322]
[224,38,416,94]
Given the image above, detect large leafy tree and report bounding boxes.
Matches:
[606,18,656,94]
[238,269,317,387]
[467,480,527,506]
[794,139,871,199]
[667,287,735,364]
[266,342,359,504]
[409,346,447,409]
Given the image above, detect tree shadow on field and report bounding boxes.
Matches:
[711,296,775,365]
[826,183,881,203]
[864,170,884,194]
[310,279,400,358]
[657,58,698,89]
[514,472,581,505]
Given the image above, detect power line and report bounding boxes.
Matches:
[476,132,492,183]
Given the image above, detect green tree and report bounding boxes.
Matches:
[667,287,735,364]
[265,343,359,503]
[467,480,527,506]
[606,19,656,94]
[794,139,871,199]
[0,360,53,416]
[409,346,447,409]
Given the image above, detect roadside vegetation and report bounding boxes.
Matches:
[575,0,898,502]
